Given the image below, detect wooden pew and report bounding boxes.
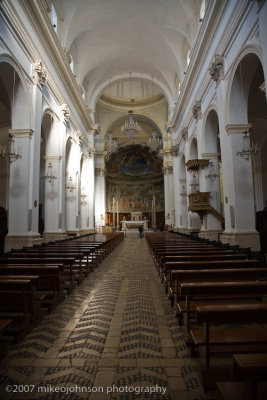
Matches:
[0,256,76,292]
[171,267,267,324]
[0,279,44,342]
[215,353,267,400]
[194,303,267,368]
[162,254,248,288]
[179,281,267,338]
[166,259,259,299]
[0,265,63,311]
[0,319,12,358]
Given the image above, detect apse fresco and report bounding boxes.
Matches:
[106,145,162,179]
[106,145,164,213]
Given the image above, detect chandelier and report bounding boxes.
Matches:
[66,176,76,192]
[121,110,141,139]
[0,134,22,164]
[44,162,57,183]
[236,130,258,160]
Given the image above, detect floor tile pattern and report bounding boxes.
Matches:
[0,232,206,400]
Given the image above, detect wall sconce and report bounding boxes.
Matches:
[66,176,76,192]
[236,131,258,160]
[44,162,57,183]
[205,161,219,181]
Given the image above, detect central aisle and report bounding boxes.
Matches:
[0,232,206,400]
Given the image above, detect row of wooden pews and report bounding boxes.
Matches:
[146,231,267,400]
[0,232,124,355]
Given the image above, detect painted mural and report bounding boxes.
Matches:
[106,145,162,180]
[106,145,164,213]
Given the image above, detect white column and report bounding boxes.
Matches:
[88,156,95,230]
[5,128,38,250]
[43,156,63,240]
[219,124,260,250]
[172,147,179,230]
[95,167,106,231]
[164,166,174,226]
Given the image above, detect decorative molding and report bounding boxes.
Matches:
[76,130,83,144]
[192,101,202,120]
[170,144,179,157]
[209,54,224,82]
[33,60,48,86]
[202,152,220,159]
[8,129,34,138]
[43,155,62,162]
[225,124,252,135]
[60,104,70,122]
[87,142,95,159]
[186,159,209,171]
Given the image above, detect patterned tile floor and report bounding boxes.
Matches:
[0,232,207,400]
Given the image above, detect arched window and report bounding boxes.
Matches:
[69,54,74,72]
[51,4,58,33]
[200,0,206,22]
[187,49,191,67]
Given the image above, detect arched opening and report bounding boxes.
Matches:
[105,145,164,229]
[179,155,188,229]
[204,109,224,217]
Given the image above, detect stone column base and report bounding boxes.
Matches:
[4,233,42,252]
[198,230,222,242]
[219,231,261,251]
[42,232,68,243]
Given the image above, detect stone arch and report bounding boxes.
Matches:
[189,136,198,159]
[0,56,32,130]
[226,46,262,125]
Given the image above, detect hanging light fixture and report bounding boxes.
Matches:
[0,71,22,164]
[66,176,76,192]
[44,162,57,183]
[80,186,87,200]
[235,63,258,160]
[205,161,219,181]
[121,73,141,139]
[236,130,258,160]
[0,133,22,163]
[121,110,141,139]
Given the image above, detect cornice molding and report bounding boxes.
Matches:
[225,123,252,134]
[9,128,33,138]
[9,0,94,131]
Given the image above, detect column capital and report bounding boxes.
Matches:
[170,144,179,157]
[192,101,202,120]
[33,60,48,86]
[225,124,252,134]
[60,104,70,122]
[8,129,34,138]
[209,54,224,83]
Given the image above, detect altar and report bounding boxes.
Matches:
[121,220,148,230]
